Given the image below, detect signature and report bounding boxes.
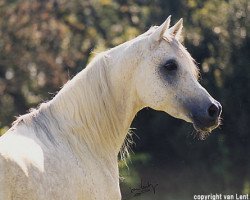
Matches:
[123,179,158,199]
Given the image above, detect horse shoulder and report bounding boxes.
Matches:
[0,125,121,199]
[0,126,46,199]
[0,125,87,199]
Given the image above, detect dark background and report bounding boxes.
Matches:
[0,0,249,199]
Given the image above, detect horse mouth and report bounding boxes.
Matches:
[192,118,221,140]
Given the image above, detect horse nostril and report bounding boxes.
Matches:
[208,104,219,119]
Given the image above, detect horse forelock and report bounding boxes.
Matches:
[137,28,200,80]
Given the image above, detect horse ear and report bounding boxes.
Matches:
[168,18,183,40]
[149,16,171,42]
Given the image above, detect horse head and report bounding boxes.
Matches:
[133,16,222,138]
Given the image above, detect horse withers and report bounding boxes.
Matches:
[0,16,221,200]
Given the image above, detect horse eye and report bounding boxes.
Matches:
[164,60,178,71]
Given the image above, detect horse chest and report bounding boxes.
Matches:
[77,167,121,200]
[74,154,121,200]
[43,145,121,200]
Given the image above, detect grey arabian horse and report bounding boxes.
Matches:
[0,16,221,200]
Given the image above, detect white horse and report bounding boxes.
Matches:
[0,16,221,200]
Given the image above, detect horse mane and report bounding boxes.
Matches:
[13,52,132,161]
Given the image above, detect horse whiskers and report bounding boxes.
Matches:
[198,131,210,140]
[218,116,223,127]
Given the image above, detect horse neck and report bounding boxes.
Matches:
[48,50,142,162]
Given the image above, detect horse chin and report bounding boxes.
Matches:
[193,124,212,140]
[192,123,219,140]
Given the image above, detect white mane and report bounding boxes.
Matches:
[13,52,131,162]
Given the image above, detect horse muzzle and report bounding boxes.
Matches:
[190,101,222,133]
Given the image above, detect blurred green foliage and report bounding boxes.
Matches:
[0,0,249,198]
